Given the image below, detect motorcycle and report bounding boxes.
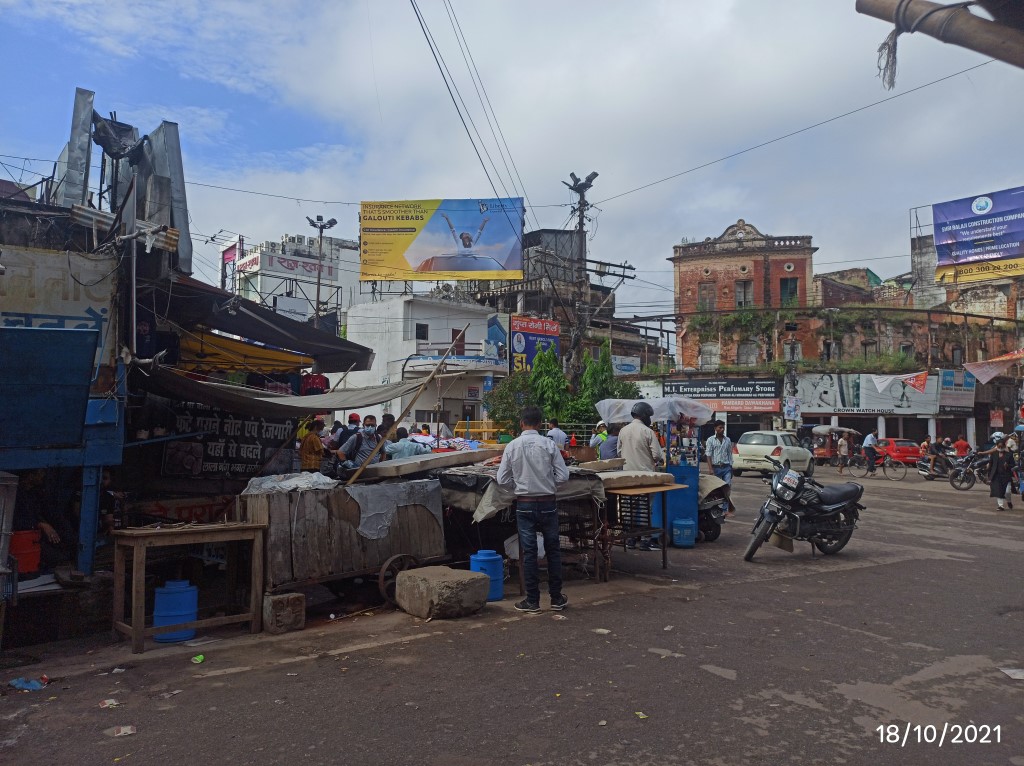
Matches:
[948,450,991,491]
[744,455,863,562]
[916,449,955,480]
[696,473,729,542]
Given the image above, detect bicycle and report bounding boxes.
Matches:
[847,452,907,481]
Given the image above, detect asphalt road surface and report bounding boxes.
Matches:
[2,467,1022,766]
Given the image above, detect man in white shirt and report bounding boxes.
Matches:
[704,420,735,515]
[546,419,568,449]
[862,428,879,477]
[497,406,570,613]
[616,401,665,550]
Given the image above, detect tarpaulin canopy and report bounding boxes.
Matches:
[138,364,460,419]
[178,330,313,372]
[142,275,374,373]
[965,348,1024,384]
[595,397,714,425]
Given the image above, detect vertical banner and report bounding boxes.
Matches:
[510,315,560,372]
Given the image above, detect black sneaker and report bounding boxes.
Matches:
[514,599,541,613]
[550,594,568,611]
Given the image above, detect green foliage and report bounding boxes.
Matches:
[530,346,569,420]
[482,372,536,432]
[686,314,719,342]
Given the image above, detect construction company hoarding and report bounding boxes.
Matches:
[938,369,977,414]
[510,315,560,372]
[359,198,524,282]
[235,252,336,280]
[933,185,1024,284]
[663,378,781,413]
[797,373,939,416]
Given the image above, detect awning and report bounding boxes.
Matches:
[178,330,313,372]
[141,274,374,373]
[138,365,457,419]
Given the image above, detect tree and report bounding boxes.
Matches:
[482,372,536,433]
[563,341,642,423]
[530,346,569,420]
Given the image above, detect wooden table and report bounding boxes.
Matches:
[601,484,687,577]
[112,523,266,654]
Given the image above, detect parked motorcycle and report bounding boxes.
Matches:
[744,455,863,562]
[916,450,955,481]
[697,473,729,542]
[948,450,991,491]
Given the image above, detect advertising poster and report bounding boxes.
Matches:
[797,373,939,415]
[938,369,977,414]
[611,355,642,376]
[933,185,1024,284]
[360,198,524,281]
[663,378,780,413]
[510,315,560,372]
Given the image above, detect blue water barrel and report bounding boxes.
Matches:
[153,579,198,643]
[672,518,697,549]
[470,550,504,602]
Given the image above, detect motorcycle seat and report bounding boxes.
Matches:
[817,482,864,505]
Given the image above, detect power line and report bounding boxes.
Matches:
[592,60,995,207]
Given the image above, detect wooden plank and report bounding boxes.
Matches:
[309,491,332,580]
[112,542,126,640]
[289,492,311,583]
[144,612,253,637]
[265,493,293,590]
[250,530,264,633]
[131,544,146,654]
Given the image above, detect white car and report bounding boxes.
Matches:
[732,431,814,476]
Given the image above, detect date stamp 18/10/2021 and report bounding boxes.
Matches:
[877,723,1002,747]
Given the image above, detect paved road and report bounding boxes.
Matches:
[3,469,1022,765]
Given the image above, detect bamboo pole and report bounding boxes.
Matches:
[856,0,1024,71]
[344,324,471,486]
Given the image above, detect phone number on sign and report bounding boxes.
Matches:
[877,723,1001,746]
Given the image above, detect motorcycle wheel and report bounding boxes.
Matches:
[743,518,773,562]
[700,522,722,543]
[813,510,855,555]
[949,468,976,491]
[804,460,815,477]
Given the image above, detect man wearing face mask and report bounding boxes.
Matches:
[336,415,383,470]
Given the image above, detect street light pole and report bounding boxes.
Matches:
[306,214,337,330]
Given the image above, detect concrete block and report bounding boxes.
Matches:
[395,566,490,620]
[263,592,305,634]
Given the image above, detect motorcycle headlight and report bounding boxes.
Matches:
[775,485,797,502]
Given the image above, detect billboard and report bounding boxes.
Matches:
[797,373,939,416]
[235,252,337,280]
[510,315,560,372]
[360,198,524,281]
[612,355,642,376]
[938,369,977,414]
[663,378,780,413]
[933,185,1024,284]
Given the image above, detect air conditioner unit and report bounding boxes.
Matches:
[269,242,278,251]
[288,236,297,243]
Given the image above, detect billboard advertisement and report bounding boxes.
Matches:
[235,252,337,280]
[510,315,560,373]
[933,185,1024,284]
[612,355,642,376]
[797,373,939,416]
[663,378,780,413]
[360,198,524,282]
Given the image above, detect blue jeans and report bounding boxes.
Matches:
[516,502,562,605]
[712,464,733,485]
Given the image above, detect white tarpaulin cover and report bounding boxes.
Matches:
[595,397,714,425]
[965,348,1024,384]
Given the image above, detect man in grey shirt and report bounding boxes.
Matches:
[546,418,568,449]
[337,414,383,469]
[497,406,570,613]
[616,401,664,550]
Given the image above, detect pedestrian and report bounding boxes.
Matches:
[336,415,383,469]
[862,428,879,477]
[496,405,570,613]
[837,433,849,475]
[599,423,621,460]
[384,427,433,460]
[589,421,608,449]
[952,433,971,457]
[704,420,735,516]
[299,418,326,473]
[617,401,665,550]
[546,418,568,449]
[988,438,1015,511]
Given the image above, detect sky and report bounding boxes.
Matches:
[1,0,1022,321]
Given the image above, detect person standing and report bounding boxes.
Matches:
[299,418,327,473]
[989,438,1015,510]
[617,402,665,550]
[704,420,735,516]
[589,421,608,450]
[496,406,570,613]
[863,428,879,477]
[599,423,621,460]
[952,433,971,457]
[384,427,433,460]
[837,433,849,476]
[336,415,383,469]
[546,418,568,450]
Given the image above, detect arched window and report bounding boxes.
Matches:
[698,342,721,371]
[736,340,758,366]
[951,345,964,367]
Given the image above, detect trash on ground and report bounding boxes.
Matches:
[286,673,298,677]
[190,655,205,665]
[664,625,674,631]
[635,712,649,719]
[103,726,137,737]
[184,637,221,647]
[8,676,49,691]
[159,690,183,699]
[999,667,1024,680]
[598,720,608,726]
[99,699,121,708]
[111,667,127,674]
[553,614,567,620]
[592,628,611,635]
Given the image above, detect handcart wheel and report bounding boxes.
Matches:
[378,554,420,605]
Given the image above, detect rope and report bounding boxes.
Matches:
[877,1,979,90]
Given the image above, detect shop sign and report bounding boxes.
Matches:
[796,373,939,415]
[611,355,641,376]
[164,402,296,478]
[663,378,780,413]
[466,386,481,401]
[510,315,560,372]
[991,410,1005,428]
[938,369,977,414]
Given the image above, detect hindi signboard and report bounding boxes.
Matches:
[510,315,560,372]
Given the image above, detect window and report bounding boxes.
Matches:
[951,345,964,367]
[697,282,716,312]
[736,340,758,366]
[781,434,799,447]
[822,340,841,361]
[779,277,799,306]
[735,280,754,308]
[785,340,802,362]
[899,342,915,356]
[738,433,777,446]
[698,342,720,371]
[414,410,451,426]
[415,323,429,341]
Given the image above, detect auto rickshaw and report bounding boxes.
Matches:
[807,425,861,466]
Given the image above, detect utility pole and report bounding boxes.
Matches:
[306,215,337,329]
[563,171,598,388]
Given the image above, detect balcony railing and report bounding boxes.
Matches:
[415,340,488,356]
